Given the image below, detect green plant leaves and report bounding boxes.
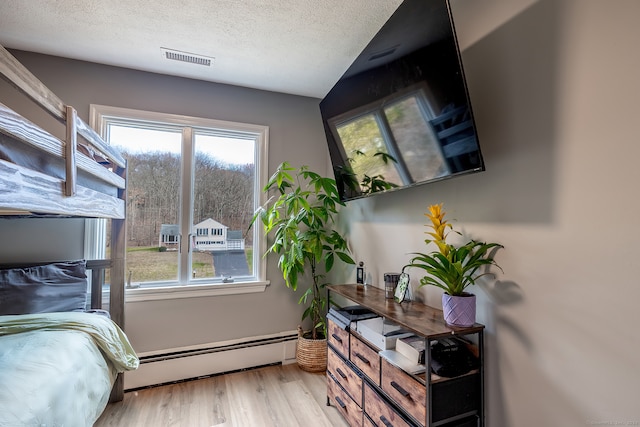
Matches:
[407,240,503,296]
[336,251,355,265]
[405,204,503,296]
[249,162,355,339]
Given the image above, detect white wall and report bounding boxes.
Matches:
[331,1,640,425]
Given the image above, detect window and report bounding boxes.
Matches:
[89,105,269,299]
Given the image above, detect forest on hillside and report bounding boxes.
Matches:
[121,149,255,247]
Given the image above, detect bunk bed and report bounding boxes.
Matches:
[0,44,138,426]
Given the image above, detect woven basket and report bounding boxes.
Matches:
[296,328,327,372]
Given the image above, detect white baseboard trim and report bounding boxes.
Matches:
[124,330,299,390]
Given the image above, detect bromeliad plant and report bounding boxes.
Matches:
[252,162,355,339]
[406,203,503,296]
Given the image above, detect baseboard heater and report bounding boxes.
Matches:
[124,331,299,390]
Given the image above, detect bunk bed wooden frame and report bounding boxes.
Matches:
[0,43,129,401]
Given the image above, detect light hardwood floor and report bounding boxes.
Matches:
[94,363,349,427]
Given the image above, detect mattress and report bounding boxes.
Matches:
[0,312,139,426]
[0,132,118,198]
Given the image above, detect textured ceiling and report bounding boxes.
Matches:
[0,0,403,98]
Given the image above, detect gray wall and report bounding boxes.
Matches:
[2,0,639,425]
[0,49,331,351]
[0,218,85,263]
[330,0,640,426]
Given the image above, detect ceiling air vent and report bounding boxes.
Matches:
[161,48,213,66]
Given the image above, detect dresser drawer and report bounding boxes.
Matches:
[350,333,380,386]
[328,318,350,357]
[380,358,426,426]
[328,371,363,427]
[364,413,377,427]
[328,346,363,407]
[364,383,412,427]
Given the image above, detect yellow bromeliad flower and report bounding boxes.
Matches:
[407,202,504,298]
[425,203,452,257]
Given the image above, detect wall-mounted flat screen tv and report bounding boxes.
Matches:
[320,0,484,202]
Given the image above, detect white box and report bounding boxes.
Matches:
[379,350,426,375]
[355,317,413,351]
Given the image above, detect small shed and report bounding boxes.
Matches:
[159,224,180,249]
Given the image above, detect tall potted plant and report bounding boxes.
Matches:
[405,203,503,327]
[252,161,354,371]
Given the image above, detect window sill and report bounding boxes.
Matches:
[124,280,270,302]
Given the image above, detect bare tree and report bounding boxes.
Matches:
[122,149,254,247]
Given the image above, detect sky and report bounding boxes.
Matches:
[108,124,255,166]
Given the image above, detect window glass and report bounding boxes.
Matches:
[92,106,267,289]
[108,125,181,284]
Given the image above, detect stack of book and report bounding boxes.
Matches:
[355,317,413,351]
[377,335,428,375]
[395,335,426,365]
[379,349,426,375]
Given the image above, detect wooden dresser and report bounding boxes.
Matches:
[326,284,484,427]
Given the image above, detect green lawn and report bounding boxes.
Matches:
[120,246,252,283]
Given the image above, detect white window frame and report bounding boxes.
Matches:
[88,104,270,301]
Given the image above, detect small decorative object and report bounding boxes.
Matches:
[405,203,503,327]
[251,162,355,371]
[394,268,410,303]
[384,272,400,299]
[356,261,365,284]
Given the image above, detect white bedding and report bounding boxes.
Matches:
[0,312,139,427]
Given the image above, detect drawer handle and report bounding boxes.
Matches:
[380,415,394,427]
[335,396,347,409]
[331,333,343,343]
[390,381,410,398]
[336,367,347,379]
[354,352,370,364]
